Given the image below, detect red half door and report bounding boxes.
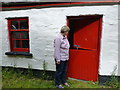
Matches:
[67,15,102,81]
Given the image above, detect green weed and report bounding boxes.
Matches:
[105,65,119,88]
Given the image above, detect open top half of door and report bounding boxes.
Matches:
[67,15,103,51]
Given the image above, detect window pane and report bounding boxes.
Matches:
[22,40,29,48]
[21,31,29,39]
[14,40,21,48]
[20,20,28,29]
[13,32,20,39]
[11,21,18,30]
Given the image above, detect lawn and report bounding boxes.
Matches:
[2,67,120,88]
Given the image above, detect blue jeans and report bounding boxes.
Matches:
[55,60,68,85]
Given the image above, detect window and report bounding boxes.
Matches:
[7,17,29,52]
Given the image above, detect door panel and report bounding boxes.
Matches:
[68,49,98,81]
[74,19,99,50]
[67,16,102,81]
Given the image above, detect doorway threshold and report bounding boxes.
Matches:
[68,77,89,82]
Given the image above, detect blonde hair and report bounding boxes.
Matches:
[60,26,70,33]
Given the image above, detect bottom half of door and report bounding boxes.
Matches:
[67,49,99,82]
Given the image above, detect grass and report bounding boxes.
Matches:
[2,67,120,88]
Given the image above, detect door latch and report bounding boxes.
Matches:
[74,45,80,50]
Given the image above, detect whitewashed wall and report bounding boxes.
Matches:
[0,12,2,67]
[1,5,118,76]
[0,10,2,89]
[118,5,120,76]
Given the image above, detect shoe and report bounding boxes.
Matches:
[56,85,64,88]
[64,83,70,87]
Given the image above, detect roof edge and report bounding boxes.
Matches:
[1,2,120,11]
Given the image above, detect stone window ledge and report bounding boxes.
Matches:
[5,52,33,57]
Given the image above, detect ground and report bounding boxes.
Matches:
[2,67,120,88]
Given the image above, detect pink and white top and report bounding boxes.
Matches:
[54,33,70,61]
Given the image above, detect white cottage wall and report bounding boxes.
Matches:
[0,12,2,67]
[0,9,2,88]
[1,5,118,75]
[118,5,120,76]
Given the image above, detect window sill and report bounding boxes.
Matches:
[5,52,33,57]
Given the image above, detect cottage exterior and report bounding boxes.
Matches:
[0,1,120,82]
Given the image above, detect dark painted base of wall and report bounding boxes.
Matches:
[2,66,120,84]
[2,66,55,80]
[98,75,120,85]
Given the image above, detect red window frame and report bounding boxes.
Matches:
[7,17,30,52]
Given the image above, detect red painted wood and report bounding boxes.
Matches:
[8,20,13,51]
[7,18,30,52]
[73,18,99,50]
[13,48,29,52]
[9,29,29,32]
[67,15,102,81]
[96,18,103,73]
[68,49,98,81]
